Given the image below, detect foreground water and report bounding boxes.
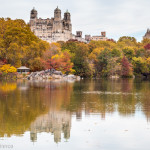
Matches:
[0,79,150,150]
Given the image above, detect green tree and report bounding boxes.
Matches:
[132,57,149,75]
[122,47,135,61]
[97,48,112,77]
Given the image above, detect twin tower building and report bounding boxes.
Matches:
[29,7,108,43]
[29,7,73,43]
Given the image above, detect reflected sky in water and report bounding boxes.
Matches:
[0,79,150,150]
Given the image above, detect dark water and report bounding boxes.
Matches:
[0,79,150,150]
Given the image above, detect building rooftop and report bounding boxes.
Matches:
[55,6,61,11]
[17,66,30,70]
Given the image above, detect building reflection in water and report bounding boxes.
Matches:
[27,80,73,143]
[30,110,71,143]
[0,79,150,143]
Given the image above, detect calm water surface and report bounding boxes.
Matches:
[0,79,150,150]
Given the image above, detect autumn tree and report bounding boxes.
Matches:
[122,47,135,61]
[0,18,49,68]
[0,64,17,73]
[61,41,92,77]
[42,43,74,74]
[118,36,137,45]
[97,48,112,77]
[132,57,149,75]
[121,56,133,77]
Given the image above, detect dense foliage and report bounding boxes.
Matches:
[0,18,49,68]
[61,37,150,78]
[0,64,17,73]
[1,18,150,78]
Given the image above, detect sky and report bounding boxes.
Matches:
[0,0,150,41]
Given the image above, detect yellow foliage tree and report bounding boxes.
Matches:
[89,47,104,62]
[0,64,17,73]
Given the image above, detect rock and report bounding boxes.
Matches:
[109,75,119,79]
[53,70,63,75]
[52,75,62,79]
[27,68,80,81]
[67,74,76,79]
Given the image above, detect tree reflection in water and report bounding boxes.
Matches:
[0,79,150,143]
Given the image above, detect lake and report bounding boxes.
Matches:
[0,79,150,150]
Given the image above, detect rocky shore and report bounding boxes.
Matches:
[27,69,80,81]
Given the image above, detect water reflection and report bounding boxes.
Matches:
[30,110,71,143]
[0,79,150,143]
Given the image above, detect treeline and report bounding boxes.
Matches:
[1,18,150,78]
[56,37,150,78]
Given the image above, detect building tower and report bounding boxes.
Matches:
[30,8,37,29]
[64,10,71,22]
[76,31,82,38]
[29,7,73,43]
[63,10,72,31]
[30,8,37,19]
[53,6,63,33]
[143,28,150,40]
[54,6,61,21]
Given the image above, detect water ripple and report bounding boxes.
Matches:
[83,91,141,96]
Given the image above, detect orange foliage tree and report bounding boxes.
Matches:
[42,43,74,74]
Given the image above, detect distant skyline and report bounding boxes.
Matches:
[0,0,150,41]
